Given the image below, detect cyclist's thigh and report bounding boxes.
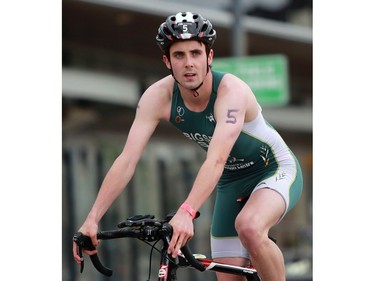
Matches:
[251,162,303,222]
[211,235,249,259]
[211,178,252,259]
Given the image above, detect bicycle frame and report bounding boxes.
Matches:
[73,214,261,281]
[158,238,260,281]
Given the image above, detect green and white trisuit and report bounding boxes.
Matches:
[169,70,303,259]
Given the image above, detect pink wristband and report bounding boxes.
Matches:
[180,202,197,219]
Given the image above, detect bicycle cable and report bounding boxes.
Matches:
[145,239,160,281]
[137,238,180,281]
[137,239,179,264]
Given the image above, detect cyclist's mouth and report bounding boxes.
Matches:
[184,72,196,78]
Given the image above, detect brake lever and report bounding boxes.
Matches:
[73,232,96,273]
[78,245,84,273]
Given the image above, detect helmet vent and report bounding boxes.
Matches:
[163,25,173,36]
[156,12,217,53]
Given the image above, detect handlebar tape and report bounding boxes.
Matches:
[89,254,112,276]
[73,232,113,277]
[162,221,205,271]
[180,245,206,272]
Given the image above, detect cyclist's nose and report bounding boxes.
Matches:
[185,55,193,68]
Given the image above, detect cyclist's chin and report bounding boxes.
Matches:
[181,81,200,91]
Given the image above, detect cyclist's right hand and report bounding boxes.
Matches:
[73,221,99,264]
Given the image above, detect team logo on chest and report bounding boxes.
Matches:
[175,106,185,123]
[206,113,215,123]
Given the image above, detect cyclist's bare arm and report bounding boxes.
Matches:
[168,74,259,257]
[73,76,173,263]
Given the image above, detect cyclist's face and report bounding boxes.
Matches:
[164,40,213,90]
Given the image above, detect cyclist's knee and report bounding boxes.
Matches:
[235,214,266,254]
[235,213,262,239]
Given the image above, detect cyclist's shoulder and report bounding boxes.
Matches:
[137,75,173,120]
[142,75,174,101]
[217,72,248,89]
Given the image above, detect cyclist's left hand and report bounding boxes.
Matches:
[168,209,194,258]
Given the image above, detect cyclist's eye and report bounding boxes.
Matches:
[173,52,184,59]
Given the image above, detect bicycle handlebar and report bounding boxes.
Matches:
[180,243,206,271]
[73,231,113,276]
[73,214,206,277]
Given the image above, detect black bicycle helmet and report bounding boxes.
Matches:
[156,12,217,54]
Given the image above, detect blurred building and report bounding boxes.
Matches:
[62,1,312,281]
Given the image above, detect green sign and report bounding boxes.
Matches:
[213,55,289,106]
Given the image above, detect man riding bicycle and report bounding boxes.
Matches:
[73,12,303,281]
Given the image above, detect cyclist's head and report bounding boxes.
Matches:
[156,12,217,58]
